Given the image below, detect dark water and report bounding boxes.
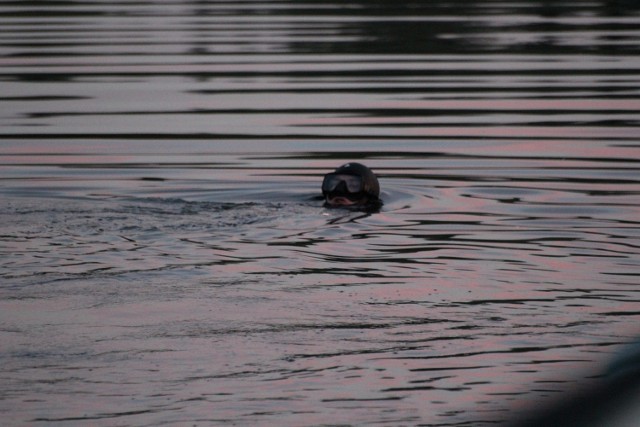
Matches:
[1,1,640,426]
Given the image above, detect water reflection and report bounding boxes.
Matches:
[1,1,640,426]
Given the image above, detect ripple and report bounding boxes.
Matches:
[1,1,640,426]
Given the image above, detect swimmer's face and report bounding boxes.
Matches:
[322,173,369,207]
[321,163,381,209]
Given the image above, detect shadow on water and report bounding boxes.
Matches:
[1,1,640,426]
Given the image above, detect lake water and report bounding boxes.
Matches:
[1,1,640,426]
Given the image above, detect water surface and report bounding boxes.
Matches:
[1,1,640,426]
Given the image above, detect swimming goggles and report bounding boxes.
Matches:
[322,173,364,194]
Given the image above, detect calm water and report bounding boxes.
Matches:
[1,1,640,426]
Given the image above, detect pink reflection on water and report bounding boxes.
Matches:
[382,98,640,111]
[0,155,133,165]
[409,126,638,139]
[463,138,630,158]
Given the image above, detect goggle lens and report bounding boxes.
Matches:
[322,174,363,194]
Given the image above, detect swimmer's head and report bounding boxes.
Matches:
[322,162,381,209]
